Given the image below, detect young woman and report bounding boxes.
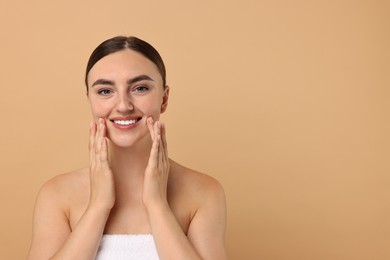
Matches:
[27,36,227,260]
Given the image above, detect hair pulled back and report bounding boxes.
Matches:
[85,36,167,93]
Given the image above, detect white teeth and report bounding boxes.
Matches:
[114,119,137,125]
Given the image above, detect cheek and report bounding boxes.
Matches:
[89,100,111,121]
[137,99,162,119]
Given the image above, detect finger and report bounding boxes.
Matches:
[158,133,164,169]
[147,116,155,140]
[154,121,160,141]
[89,122,97,162]
[146,120,161,170]
[100,136,110,171]
[160,122,168,157]
[147,131,159,170]
[160,123,169,168]
[97,120,107,168]
[156,122,165,169]
[100,119,106,139]
[95,118,104,155]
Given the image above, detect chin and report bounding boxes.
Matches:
[107,133,150,149]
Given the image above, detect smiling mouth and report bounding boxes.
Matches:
[111,117,142,126]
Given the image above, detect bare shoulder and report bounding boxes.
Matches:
[168,160,227,259]
[36,167,89,211]
[28,169,90,259]
[40,168,88,194]
[168,160,225,206]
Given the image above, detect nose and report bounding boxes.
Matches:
[116,93,134,113]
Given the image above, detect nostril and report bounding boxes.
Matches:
[116,98,134,111]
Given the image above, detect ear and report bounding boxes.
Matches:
[160,86,170,113]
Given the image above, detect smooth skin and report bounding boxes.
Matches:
[27,50,227,259]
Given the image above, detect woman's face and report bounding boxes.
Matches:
[87,49,169,148]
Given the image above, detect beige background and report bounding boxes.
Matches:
[0,0,389,259]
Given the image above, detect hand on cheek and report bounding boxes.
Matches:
[88,118,115,211]
[143,116,170,209]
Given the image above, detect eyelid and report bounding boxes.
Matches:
[97,88,113,95]
[132,84,150,92]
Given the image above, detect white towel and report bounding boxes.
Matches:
[96,234,159,260]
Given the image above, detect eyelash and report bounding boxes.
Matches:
[96,85,150,96]
[97,89,112,95]
[132,85,149,93]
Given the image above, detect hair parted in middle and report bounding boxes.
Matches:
[85,36,167,93]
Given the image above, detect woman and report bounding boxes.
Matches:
[27,36,227,259]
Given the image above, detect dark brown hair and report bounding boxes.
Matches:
[85,36,167,93]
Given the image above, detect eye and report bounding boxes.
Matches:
[97,89,112,95]
[133,85,149,93]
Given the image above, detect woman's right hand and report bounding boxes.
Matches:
[88,118,115,211]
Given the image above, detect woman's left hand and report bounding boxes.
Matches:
[143,117,170,209]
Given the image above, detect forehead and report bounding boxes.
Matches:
[87,49,162,85]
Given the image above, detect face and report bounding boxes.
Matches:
[87,49,169,148]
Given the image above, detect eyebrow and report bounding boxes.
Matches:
[91,75,155,87]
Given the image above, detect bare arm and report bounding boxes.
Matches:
[148,181,227,260]
[28,119,115,260]
[186,180,227,260]
[144,118,227,259]
[28,188,110,260]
